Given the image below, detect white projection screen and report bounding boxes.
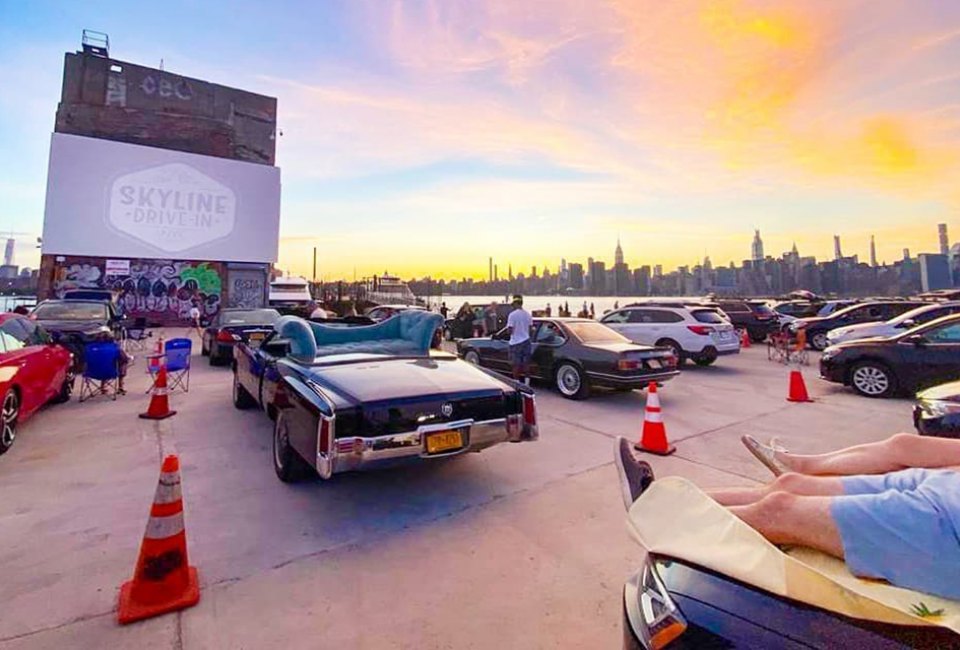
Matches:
[42,133,281,263]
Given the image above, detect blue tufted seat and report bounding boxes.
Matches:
[275,311,443,361]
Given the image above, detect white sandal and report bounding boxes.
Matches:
[741,435,789,477]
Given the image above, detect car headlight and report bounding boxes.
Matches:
[820,346,839,361]
[919,399,960,418]
[624,557,687,650]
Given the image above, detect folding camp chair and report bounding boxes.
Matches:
[123,317,151,352]
[149,337,192,393]
[78,342,121,402]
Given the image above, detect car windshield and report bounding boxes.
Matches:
[220,310,280,325]
[748,303,775,316]
[33,302,107,321]
[565,321,629,343]
[691,309,726,324]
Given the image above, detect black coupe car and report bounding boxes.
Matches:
[201,308,281,366]
[790,300,925,350]
[820,313,960,398]
[456,318,679,400]
[31,299,123,368]
[232,312,538,482]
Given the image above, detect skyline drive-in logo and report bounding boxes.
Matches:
[108,163,236,253]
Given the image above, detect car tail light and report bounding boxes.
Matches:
[686,325,712,336]
[521,392,538,440]
[318,416,333,456]
[216,329,240,343]
[618,357,641,371]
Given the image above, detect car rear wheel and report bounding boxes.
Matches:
[656,339,684,366]
[810,331,829,351]
[694,350,717,366]
[464,350,481,365]
[555,363,589,400]
[273,412,312,482]
[232,368,257,409]
[0,389,20,455]
[52,371,74,404]
[850,361,896,398]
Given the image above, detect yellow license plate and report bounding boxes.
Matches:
[249,332,266,340]
[425,430,463,454]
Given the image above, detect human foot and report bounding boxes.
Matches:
[614,437,655,510]
[741,435,789,477]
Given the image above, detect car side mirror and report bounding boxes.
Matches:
[904,334,926,346]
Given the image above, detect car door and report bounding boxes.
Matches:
[910,322,960,389]
[530,321,565,380]
[0,319,47,417]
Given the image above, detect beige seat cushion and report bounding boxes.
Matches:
[627,477,960,633]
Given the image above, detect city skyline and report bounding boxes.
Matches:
[4,2,960,279]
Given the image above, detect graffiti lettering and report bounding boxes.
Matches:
[139,74,193,101]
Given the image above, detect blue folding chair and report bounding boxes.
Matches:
[150,337,192,393]
[79,342,121,402]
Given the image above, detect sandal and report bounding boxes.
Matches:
[741,434,789,477]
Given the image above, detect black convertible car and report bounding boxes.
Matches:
[232,312,537,482]
[456,318,679,400]
[820,313,960,397]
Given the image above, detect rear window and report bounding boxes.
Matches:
[748,303,775,316]
[566,322,629,343]
[220,310,280,326]
[691,309,726,324]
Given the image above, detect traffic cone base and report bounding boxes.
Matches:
[118,566,199,624]
[139,409,177,420]
[786,369,814,403]
[635,382,676,456]
[141,366,176,420]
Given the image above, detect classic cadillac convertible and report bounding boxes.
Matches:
[232,311,538,482]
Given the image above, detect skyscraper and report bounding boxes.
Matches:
[834,235,843,261]
[615,237,624,266]
[939,223,949,255]
[751,230,763,261]
[488,257,493,283]
[870,235,877,267]
[3,238,13,267]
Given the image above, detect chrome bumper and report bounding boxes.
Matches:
[317,417,532,477]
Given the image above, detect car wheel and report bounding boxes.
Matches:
[464,350,481,365]
[850,362,896,398]
[209,343,224,367]
[656,339,684,366]
[273,412,312,483]
[555,362,589,400]
[232,368,257,409]
[749,333,766,343]
[52,371,74,404]
[810,331,829,351]
[0,389,20,455]
[694,355,716,367]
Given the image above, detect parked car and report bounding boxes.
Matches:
[600,303,739,366]
[30,299,123,367]
[232,312,537,482]
[623,552,959,649]
[201,308,281,366]
[790,300,925,351]
[365,304,442,348]
[913,380,960,438]
[0,314,73,454]
[827,301,960,346]
[819,313,960,397]
[457,317,679,399]
[716,299,779,342]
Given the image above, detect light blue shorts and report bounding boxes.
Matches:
[831,468,960,600]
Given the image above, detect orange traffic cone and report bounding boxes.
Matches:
[740,329,751,348]
[118,455,199,624]
[786,369,813,403]
[140,365,176,420]
[634,382,675,456]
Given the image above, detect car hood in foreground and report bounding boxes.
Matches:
[916,380,960,402]
[304,357,509,403]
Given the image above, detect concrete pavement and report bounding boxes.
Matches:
[0,334,912,648]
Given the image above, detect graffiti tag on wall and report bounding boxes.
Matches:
[54,260,222,321]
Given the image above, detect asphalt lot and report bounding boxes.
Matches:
[0,333,915,649]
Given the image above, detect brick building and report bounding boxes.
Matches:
[38,34,280,325]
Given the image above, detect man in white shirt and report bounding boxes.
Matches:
[506,294,534,385]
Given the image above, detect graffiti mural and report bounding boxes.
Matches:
[54,259,224,323]
[226,269,266,309]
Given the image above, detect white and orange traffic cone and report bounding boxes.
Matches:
[118,455,199,624]
[786,368,813,403]
[634,382,675,456]
[140,365,176,420]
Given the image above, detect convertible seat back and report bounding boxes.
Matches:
[628,477,960,634]
[275,311,443,360]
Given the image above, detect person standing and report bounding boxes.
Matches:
[188,299,202,339]
[484,302,499,335]
[506,295,533,385]
[440,302,448,319]
[545,303,552,317]
[564,301,570,317]
[589,302,595,319]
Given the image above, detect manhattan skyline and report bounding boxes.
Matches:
[3,2,960,279]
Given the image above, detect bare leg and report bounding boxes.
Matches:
[778,433,960,476]
[729,492,844,558]
[708,473,845,507]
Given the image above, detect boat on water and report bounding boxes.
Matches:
[268,277,313,316]
[363,273,419,306]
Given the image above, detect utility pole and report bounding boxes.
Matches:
[312,247,317,282]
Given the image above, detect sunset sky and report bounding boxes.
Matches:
[3,0,960,280]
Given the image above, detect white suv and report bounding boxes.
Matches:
[600,304,740,366]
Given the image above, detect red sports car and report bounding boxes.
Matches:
[0,313,73,455]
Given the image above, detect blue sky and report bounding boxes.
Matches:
[3,0,960,279]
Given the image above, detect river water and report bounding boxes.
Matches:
[423,295,683,316]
